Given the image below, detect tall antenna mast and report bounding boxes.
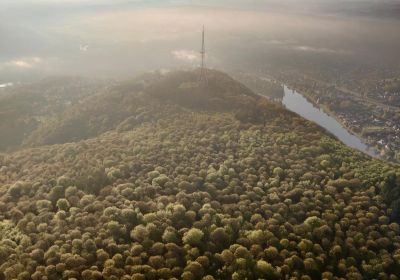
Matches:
[201,25,205,70]
[199,25,207,84]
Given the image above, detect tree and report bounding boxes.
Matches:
[182,228,204,246]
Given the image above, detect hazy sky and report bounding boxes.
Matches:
[1,0,399,82]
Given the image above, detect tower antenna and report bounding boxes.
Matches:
[199,25,208,84]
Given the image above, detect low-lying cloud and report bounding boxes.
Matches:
[0,2,399,79]
[291,45,351,54]
[263,40,351,55]
[1,57,42,70]
[172,50,200,62]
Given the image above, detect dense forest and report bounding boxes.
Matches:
[1,70,400,279]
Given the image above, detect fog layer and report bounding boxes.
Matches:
[1,0,399,82]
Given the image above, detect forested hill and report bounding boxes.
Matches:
[1,70,400,279]
[0,69,276,149]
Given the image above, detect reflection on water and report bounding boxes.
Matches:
[282,86,380,158]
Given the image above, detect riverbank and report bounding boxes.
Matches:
[281,85,382,160]
[284,85,400,162]
[231,71,393,162]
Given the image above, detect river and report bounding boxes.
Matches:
[282,86,380,158]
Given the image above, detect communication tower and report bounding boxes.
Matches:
[199,25,208,84]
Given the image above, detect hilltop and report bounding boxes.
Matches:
[17,69,283,147]
[0,70,400,279]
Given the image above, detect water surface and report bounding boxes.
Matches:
[282,86,380,158]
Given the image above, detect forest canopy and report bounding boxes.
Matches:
[0,70,400,279]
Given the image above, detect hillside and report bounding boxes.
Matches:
[23,70,269,147]
[1,70,400,279]
[0,77,110,151]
